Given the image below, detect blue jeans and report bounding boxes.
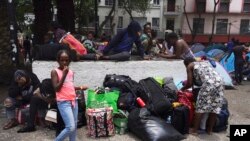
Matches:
[4,97,22,120]
[55,100,78,141]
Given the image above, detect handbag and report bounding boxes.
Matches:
[45,109,57,123]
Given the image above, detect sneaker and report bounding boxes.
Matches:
[197,128,206,134]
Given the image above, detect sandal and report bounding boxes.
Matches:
[3,119,18,130]
[189,128,199,136]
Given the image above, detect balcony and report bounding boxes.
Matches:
[164,5,181,16]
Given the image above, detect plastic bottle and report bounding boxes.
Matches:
[136,97,146,107]
[166,116,172,124]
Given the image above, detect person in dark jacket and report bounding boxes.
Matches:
[3,70,40,130]
[23,36,32,62]
[225,45,249,85]
[98,21,150,61]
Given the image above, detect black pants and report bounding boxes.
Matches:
[104,51,130,61]
[24,49,32,62]
[234,61,244,84]
[28,96,48,127]
[79,53,96,60]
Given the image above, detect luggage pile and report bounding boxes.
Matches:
[83,74,229,140]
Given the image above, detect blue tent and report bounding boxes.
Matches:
[194,51,207,57]
[214,62,234,88]
[207,49,225,59]
[220,53,235,73]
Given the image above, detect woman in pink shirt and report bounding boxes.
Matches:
[51,50,87,141]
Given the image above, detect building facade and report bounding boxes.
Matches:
[97,0,184,38]
[182,0,250,44]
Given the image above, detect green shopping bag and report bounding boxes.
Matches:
[154,76,164,87]
[87,89,120,113]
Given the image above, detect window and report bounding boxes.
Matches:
[152,18,160,29]
[240,19,250,34]
[193,18,205,34]
[167,0,176,12]
[105,0,113,6]
[216,19,228,34]
[219,1,229,12]
[118,17,123,28]
[153,0,160,5]
[243,0,250,12]
[166,19,175,31]
[196,0,206,13]
[105,16,112,28]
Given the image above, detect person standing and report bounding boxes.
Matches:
[225,45,249,85]
[23,36,32,62]
[51,50,88,141]
[181,57,224,135]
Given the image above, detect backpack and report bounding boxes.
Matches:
[213,97,230,132]
[171,105,190,134]
[40,78,55,99]
[117,92,137,112]
[139,77,172,117]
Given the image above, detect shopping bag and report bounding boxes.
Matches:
[86,107,115,137]
[87,89,119,113]
[45,109,57,123]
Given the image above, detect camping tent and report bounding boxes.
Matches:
[207,49,225,60]
[220,53,235,73]
[204,44,227,53]
[191,43,206,53]
[214,62,234,88]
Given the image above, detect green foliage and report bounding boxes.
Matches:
[119,0,151,16]
[15,0,33,34]
[74,0,95,33]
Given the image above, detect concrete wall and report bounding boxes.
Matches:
[32,60,186,89]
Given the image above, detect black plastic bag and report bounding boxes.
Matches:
[128,108,185,141]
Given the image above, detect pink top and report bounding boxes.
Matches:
[55,68,76,102]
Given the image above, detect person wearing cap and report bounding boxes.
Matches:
[97,21,151,61]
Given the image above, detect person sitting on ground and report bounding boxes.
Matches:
[83,31,97,53]
[17,78,56,133]
[140,22,154,55]
[97,21,151,61]
[3,69,40,130]
[159,31,174,55]
[181,57,224,135]
[157,32,195,60]
[50,22,99,60]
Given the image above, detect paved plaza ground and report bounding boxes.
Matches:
[0,60,250,141]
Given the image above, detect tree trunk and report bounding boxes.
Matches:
[56,0,75,33]
[111,0,119,36]
[98,0,116,37]
[183,0,193,43]
[209,0,219,44]
[0,0,14,84]
[33,0,52,44]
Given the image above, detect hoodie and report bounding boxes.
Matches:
[103,21,144,57]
